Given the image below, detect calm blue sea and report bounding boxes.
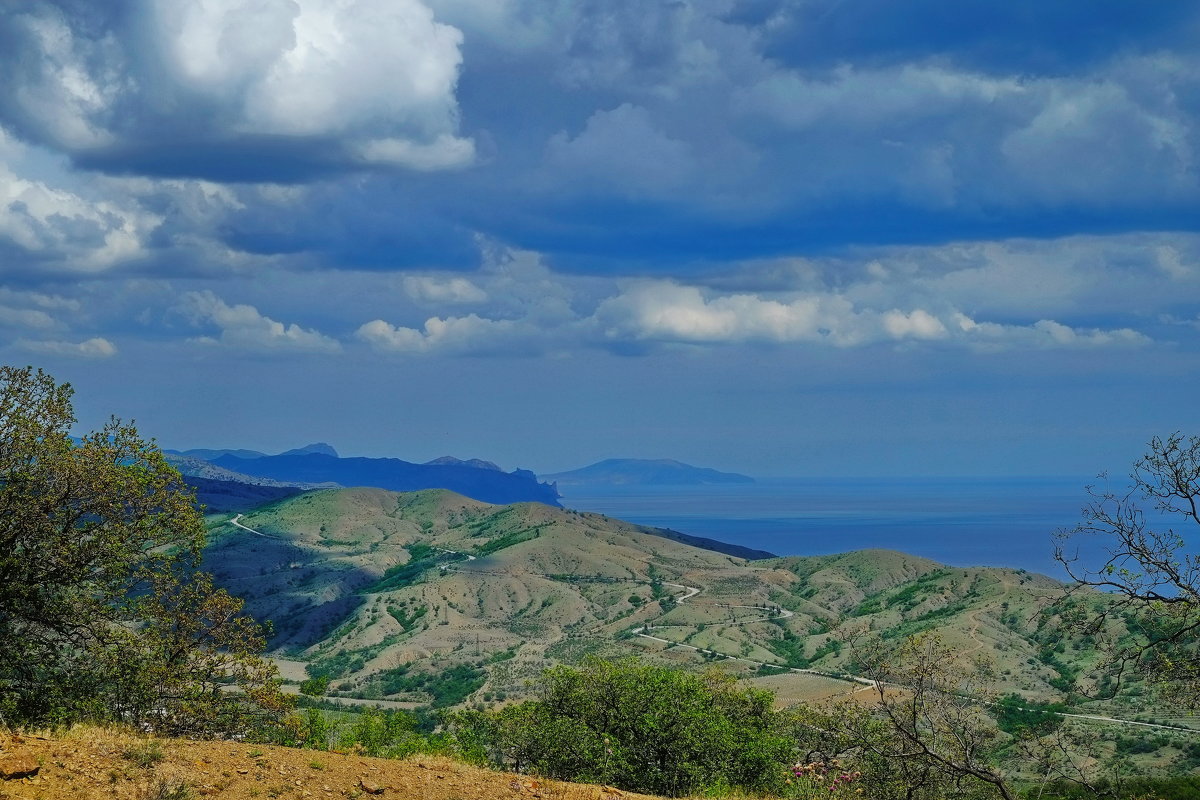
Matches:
[557,477,1106,579]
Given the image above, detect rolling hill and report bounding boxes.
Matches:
[201,487,1140,717]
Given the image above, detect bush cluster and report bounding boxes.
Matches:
[447,657,793,797]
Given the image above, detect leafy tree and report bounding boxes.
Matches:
[843,634,1016,800]
[1054,432,1200,709]
[447,657,792,796]
[820,634,1110,800]
[0,365,288,734]
[300,674,330,697]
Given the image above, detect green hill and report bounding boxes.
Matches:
[201,488,1144,716]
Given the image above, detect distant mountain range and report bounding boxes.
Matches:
[543,458,754,486]
[171,442,339,461]
[167,447,752,511]
[166,444,559,508]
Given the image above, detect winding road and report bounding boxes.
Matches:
[630,582,876,688]
[230,514,272,538]
[629,581,1194,732]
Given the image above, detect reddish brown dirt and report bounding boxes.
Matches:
[0,728,646,800]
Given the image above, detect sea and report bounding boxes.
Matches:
[555,477,1114,580]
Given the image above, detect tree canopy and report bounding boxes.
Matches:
[448,657,792,797]
[0,365,287,734]
[1055,432,1200,709]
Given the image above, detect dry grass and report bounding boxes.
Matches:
[0,726,667,800]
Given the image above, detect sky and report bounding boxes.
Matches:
[1,0,1198,478]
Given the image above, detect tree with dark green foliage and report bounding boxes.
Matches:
[1055,432,1200,710]
[300,675,330,697]
[993,694,1064,738]
[447,657,792,797]
[0,365,288,735]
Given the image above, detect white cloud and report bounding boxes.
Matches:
[0,305,57,330]
[233,0,464,141]
[0,128,159,272]
[834,234,1200,320]
[999,72,1194,202]
[16,337,117,358]
[356,314,533,355]
[595,282,830,344]
[882,309,947,340]
[593,280,923,347]
[180,290,341,353]
[354,134,474,170]
[353,238,1169,358]
[0,287,81,312]
[404,275,487,304]
[1155,245,1193,280]
[953,314,1150,350]
[7,8,117,149]
[4,0,473,173]
[592,279,1151,352]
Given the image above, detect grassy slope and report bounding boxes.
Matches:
[202,488,1137,713]
[0,726,666,800]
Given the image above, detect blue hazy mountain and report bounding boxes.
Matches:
[543,458,754,486]
[210,451,560,506]
[424,455,502,471]
[173,442,337,461]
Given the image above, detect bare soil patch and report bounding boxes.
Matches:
[0,727,652,800]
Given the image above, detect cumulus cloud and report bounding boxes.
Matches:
[15,337,117,358]
[180,290,341,353]
[354,245,1165,359]
[404,275,487,304]
[356,314,536,355]
[593,282,846,344]
[0,127,159,273]
[953,314,1150,350]
[593,281,956,347]
[0,0,473,178]
[882,309,947,340]
[590,279,1150,352]
[999,66,1195,202]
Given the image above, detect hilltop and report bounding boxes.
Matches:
[543,458,754,486]
[200,487,1129,715]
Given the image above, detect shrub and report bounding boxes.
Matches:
[300,675,330,697]
[446,657,792,797]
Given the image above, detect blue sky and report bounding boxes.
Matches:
[1,0,1197,477]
